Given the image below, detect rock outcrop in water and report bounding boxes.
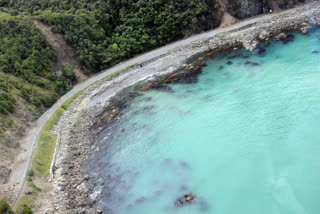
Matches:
[175,193,197,206]
[162,61,206,84]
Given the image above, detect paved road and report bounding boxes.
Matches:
[8,8,293,204]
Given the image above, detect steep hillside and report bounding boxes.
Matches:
[0,16,77,184]
[228,0,271,18]
[279,0,305,8]
[228,0,305,19]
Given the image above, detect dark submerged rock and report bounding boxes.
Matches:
[226,61,233,65]
[137,80,162,91]
[136,80,174,93]
[245,61,261,66]
[135,197,147,204]
[227,53,240,59]
[153,85,175,93]
[180,161,191,169]
[128,92,142,99]
[143,97,153,102]
[281,34,295,44]
[162,61,205,84]
[258,47,266,55]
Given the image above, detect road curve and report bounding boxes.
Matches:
[8,8,295,204]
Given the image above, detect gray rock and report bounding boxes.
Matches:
[0,166,11,184]
[242,39,259,52]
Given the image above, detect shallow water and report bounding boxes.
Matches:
[85,29,320,214]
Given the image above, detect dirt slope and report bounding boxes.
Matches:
[271,0,282,12]
[31,19,88,82]
[217,0,238,28]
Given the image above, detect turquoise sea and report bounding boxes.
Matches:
[85,28,320,214]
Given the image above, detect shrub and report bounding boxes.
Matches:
[0,199,13,214]
[17,205,33,214]
[27,170,34,177]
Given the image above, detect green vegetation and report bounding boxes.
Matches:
[0,198,32,214]
[0,19,57,117]
[0,199,13,214]
[27,170,34,177]
[0,11,12,20]
[0,17,75,145]
[15,197,33,214]
[32,108,62,176]
[10,0,222,72]
[17,206,33,214]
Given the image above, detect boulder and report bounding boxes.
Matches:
[275,32,288,40]
[298,22,311,34]
[258,30,270,41]
[0,166,11,184]
[242,39,259,52]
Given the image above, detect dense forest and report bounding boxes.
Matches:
[6,0,222,71]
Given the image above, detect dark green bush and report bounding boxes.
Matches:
[0,93,16,114]
[0,199,13,214]
[27,170,34,177]
[17,205,33,214]
[0,0,9,7]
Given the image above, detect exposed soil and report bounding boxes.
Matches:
[217,0,238,28]
[271,0,282,13]
[217,0,229,12]
[219,12,238,28]
[31,19,88,82]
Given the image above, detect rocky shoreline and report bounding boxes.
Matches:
[46,3,320,213]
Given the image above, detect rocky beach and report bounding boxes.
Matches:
[44,3,320,213]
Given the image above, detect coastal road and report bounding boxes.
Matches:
[8,6,299,204]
